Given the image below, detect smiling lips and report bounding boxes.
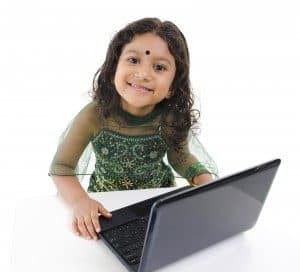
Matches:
[127,82,153,93]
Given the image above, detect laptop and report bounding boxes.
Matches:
[99,159,281,272]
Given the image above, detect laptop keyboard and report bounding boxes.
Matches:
[101,216,149,265]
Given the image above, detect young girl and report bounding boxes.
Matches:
[50,17,218,241]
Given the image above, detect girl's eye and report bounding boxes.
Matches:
[154,64,166,72]
[127,57,138,64]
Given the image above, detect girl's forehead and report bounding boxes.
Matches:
[121,33,175,63]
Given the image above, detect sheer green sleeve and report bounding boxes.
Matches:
[48,102,98,181]
[167,129,219,184]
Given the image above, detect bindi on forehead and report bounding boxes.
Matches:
[122,49,173,67]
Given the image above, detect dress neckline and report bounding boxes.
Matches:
[117,105,162,126]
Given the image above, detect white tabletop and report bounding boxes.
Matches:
[12,187,300,272]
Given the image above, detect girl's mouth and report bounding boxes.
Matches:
[127,82,153,93]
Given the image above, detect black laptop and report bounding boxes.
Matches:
[99,159,281,272]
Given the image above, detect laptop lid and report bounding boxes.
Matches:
[138,159,281,272]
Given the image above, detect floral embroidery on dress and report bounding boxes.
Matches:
[87,129,174,192]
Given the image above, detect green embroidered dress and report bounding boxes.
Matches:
[50,102,218,192]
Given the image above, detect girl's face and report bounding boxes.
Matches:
[114,32,176,116]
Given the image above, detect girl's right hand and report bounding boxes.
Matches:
[71,195,112,240]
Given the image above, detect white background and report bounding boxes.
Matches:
[1,0,299,270]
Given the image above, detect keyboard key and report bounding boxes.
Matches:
[102,217,149,265]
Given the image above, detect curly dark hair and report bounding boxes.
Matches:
[92,17,200,150]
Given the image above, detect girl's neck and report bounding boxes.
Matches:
[120,102,155,117]
[117,104,162,126]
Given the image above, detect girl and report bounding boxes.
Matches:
[50,18,218,241]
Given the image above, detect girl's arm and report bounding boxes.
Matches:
[52,174,111,240]
[50,102,111,240]
[167,138,214,186]
[52,175,88,207]
[49,102,98,178]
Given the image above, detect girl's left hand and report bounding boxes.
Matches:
[191,173,213,186]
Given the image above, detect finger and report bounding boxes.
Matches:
[72,218,80,236]
[91,211,101,234]
[97,204,112,218]
[77,217,91,239]
[84,215,98,240]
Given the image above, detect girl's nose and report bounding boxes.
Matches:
[133,67,151,81]
[133,72,149,81]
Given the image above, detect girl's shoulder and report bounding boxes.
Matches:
[76,100,101,134]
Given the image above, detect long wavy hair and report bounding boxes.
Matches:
[92,17,200,150]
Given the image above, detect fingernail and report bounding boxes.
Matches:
[96,228,100,232]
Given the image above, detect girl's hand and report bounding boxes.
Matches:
[71,196,112,240]
[192,173,213,187]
